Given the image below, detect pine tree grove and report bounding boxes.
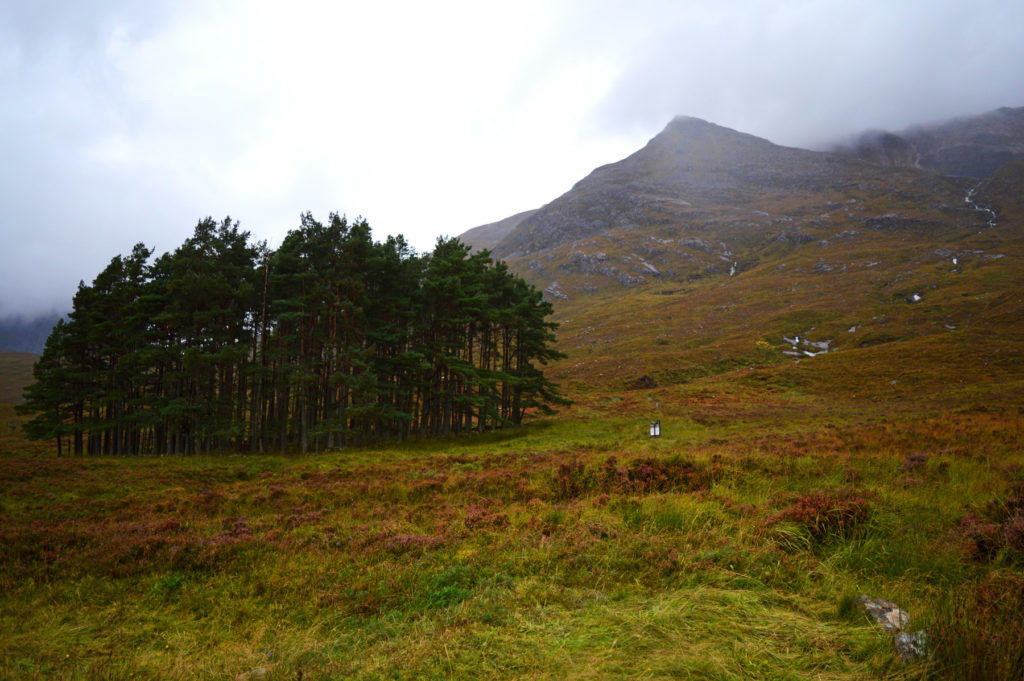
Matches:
[18,215,566,455]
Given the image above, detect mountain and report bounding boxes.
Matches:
[482,115,976,297]
[459,209,538,252]
[0,312,64,354]
[491,116,865,259]
[838,106,1024,178]
[461,108,1024,391]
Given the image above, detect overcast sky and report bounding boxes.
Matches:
[3,0,1023,318]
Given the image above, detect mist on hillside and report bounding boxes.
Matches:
[3,0,1023,321]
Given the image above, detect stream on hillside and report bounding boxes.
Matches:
[964,184,998,228]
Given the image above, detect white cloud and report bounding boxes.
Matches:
[2,0,1023,317]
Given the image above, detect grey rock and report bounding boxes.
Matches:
[894,630,929,663]
[857,594,910,632]
[777,228,815,245]
[856,595,929,665]
[544,281,569,300]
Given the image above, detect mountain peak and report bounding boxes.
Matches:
[486,115,838,259]
[469,107,1024,265]
[630,115,785,171]
[657,115,770,143]
[667,114,713,127]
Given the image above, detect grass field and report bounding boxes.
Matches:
[0,351,36,404]
[2,361,1022,680]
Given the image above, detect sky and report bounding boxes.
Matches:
[2,0,1023,318]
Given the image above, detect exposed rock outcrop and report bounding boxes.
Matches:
[856,595,928,663]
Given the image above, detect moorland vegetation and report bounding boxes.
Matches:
[1,375,1023,680]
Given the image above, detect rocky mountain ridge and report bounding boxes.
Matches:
[837,106,1024,178]
[461,108,1020,303]
[488,116,866,260]
[459,107,1024,390]
[457,208,538,253]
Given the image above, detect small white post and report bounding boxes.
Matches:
[649,420,661,438]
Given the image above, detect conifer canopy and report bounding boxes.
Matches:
[18,214,566,455]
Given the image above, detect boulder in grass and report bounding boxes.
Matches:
[894,630,929,663]
[856,594,910,632]
[855,595,928,663]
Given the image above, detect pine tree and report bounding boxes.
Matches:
[17,319,74,456]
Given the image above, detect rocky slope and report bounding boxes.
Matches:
[460,108,1024,390]
[459,209,538,253]
[476,115,984,298]
[838,106,1024,178]
[491,116,874,260]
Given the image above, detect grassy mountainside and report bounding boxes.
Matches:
[540,212,1023,391]
[462,110,1023,394]
[0,350,37,404]
[976,158,1024,221]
